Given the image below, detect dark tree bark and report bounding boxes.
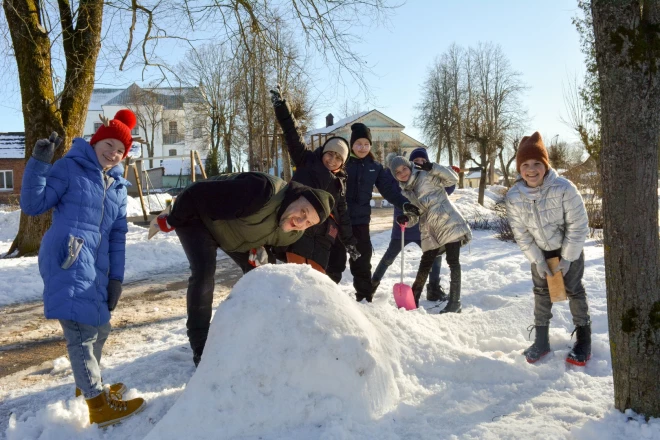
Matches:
[3,0,103,256]
[591,0,660,418]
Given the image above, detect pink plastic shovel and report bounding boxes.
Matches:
[393,223,417,310]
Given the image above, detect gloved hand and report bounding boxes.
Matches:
[346,244,361,261]
[414,161,433,171]
[402,202,420,216]
[396,214,409,225]
[535,260,554,279]
[107,279,122,312]
[556,258,571,276]
[32,131,63,163]
[156,214,175,232]
[248,247,269,267]
[270,85,285,108]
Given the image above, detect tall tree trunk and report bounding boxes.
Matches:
[592,0,660,418]
[3,0,103,256]
[478,143,487,206]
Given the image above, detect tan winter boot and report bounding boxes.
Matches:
[76,383,126,399]
[86,391,146,428]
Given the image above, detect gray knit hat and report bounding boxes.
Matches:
[388,155,412,177]
[321,136,349,165]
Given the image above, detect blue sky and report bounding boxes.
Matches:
[0,0,586,148]
[309,0,586,146]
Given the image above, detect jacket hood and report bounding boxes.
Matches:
[67,137,128,182]
[516,168,558,200]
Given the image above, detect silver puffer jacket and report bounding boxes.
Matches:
[505,168,589,264]
[400,164,472,252]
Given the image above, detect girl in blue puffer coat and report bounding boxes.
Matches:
[20,110,145,428]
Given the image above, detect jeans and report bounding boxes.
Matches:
[372,238,442,284]
[59,319,111,399]
[531,251,590,327]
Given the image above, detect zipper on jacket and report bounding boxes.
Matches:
[95,171,109,325]
[533,200,551,250]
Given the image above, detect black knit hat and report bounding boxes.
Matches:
[280,181,335,224]
[350,123,372,148]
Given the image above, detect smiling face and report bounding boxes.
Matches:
[322,151,343,172]
[279,196,321,232]
[394,164,412,182]
[351,138,371,159]
[520,159,547,188]
[93,138,125,170]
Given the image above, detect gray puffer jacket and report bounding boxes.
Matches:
[505,168,588,264]
[400,164,472,252]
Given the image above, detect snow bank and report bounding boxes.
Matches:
[146,264,400,440]
[126,194,172,217]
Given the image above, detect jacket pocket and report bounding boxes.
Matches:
[61,234,84,270]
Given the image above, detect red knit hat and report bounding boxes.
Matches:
[516,131,550,172]
[90,109,137,158]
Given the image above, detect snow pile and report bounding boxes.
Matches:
[0,207,20,243]
[451,186,505,223]
[126,193,172,217]
[146,264,400,440]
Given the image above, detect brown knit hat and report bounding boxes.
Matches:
[516,132,550,172]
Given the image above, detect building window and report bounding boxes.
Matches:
[169,121,178,135]
[168,149,177,156]
[93,122,102,133]
[193,117,204,139]
[0,170,13,190]
[131,126,139,135]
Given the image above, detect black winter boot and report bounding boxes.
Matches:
[524,325,551,363]
[439,265,461,314]
[426,283,448,302]
[412,282,423,308]
[566,324,591,366]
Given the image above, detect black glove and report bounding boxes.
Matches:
[270,85,285,108]
[414,161,433,171]
[32,131,62,163]
[346,244,361,261]
[107,279,122,312]
[396,214,409,225]
[402,202,420,216]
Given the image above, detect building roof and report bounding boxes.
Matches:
[88,88,124,111]
[0,133,25,159]
[101,83,201,110]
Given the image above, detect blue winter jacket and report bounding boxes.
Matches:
[388,169,456,240]
[20,138,130,326]
[345,154,408,225]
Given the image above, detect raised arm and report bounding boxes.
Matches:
[271,88,309,168]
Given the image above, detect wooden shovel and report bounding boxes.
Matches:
[546,257,567,302]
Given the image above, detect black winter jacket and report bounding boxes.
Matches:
[345,154,408,225]
[274,101,355,266]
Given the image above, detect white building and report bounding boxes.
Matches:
[305,110,426,160]
[84,84,208,160]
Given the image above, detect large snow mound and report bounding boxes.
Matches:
[146,264,401,440]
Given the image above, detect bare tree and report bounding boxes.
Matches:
[178,43,241,174]
[2,0,400,256]
[130,85,166,169]
[591,0,660,418]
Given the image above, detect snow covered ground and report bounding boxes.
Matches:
[2,188,660,439]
